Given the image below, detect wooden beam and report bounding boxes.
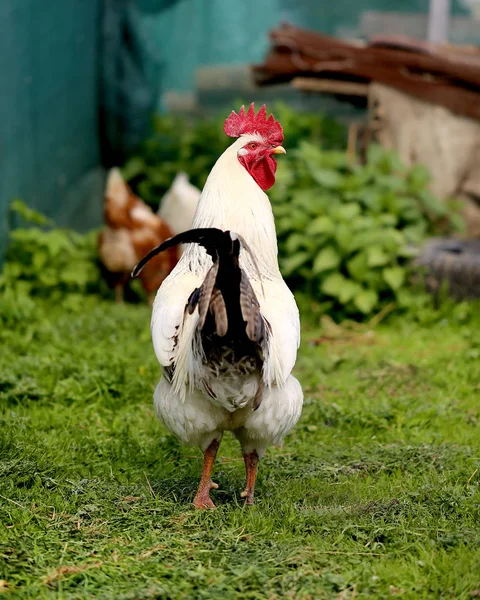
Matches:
[291,77,369,97]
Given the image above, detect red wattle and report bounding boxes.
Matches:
[239,155,277,191]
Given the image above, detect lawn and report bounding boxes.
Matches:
[1,296,479,599]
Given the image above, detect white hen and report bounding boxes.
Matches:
[158,172,201,235]
[145,104,303,508]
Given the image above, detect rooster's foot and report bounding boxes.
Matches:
[240,488,255,506]
[193,479,218,509]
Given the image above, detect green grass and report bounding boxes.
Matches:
[1,295,479,599]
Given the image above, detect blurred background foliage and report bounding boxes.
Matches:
[1,201,104,301]
[270,141,463,317]
[0,105,465,321]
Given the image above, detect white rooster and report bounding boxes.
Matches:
[135,104,303,508]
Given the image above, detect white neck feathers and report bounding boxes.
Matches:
[185,138,280,279]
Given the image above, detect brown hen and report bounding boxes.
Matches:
[98,168,178,303]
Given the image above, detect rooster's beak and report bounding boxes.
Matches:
[271,146,286,155]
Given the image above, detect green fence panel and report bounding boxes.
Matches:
[0,0,104,259]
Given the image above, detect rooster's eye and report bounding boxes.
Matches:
[248,143,257,150]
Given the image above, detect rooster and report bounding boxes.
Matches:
[98,169,178,303]
[135,104,303,508]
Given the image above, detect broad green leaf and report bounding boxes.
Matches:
[276,216,295,235]
[2,262,23,279]
[403,224,427,243]
[347,251,369,282]
[61,261,98,286]
[45,231,75,257]
[367,245,390,267]
[377,213,398,227]
[407,164,431,190]
[307,216,335,236]
[416,188,447,216]
[352,216,376,231]
[354,289,378,314]
[290,209,310,230]
[331,203,361,221]
[286,233,307,254]
[321,273,360,302]
[272,202,292,217]
[379,192,403,215]
[356,189,377,209]
[449,212,466,233]
[39,269,59,287]
[292,190,329,214]
[351,228,403,252]
[138,180,155,202]
[273,162,295,188]
[376,175,407,193]
[32,251,47,270]
[281,252,310,276]
[10,199,53,226]
[121,156,146,181]
[312,246,340,274]
[398,245,419,259]
[383,266,405,291]
[363,270,384,288]
[309,167,342,189]
[319,150,348,170]
[334,224,353,252]
[338,279,362,304]
[296,140,324,164]
[320,273,347,298]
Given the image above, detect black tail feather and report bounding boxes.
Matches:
[132,227,265,343]
[132,228,228,278]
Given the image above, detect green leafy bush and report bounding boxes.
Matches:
[0,200,102,299]
[270,143,463,318]
[2,107,463,322]
[122,113,228,206]
[122,103,346,207]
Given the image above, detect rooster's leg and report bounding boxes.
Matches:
[241,451,259,505]
[193,439,220,509]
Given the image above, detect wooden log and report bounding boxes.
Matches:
[253,47,480,121]
[262,23,480,90]
[291,77,369,96]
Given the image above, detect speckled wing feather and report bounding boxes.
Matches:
[197,261,219,330]
[210,288,228,337]
[240,270,264,343]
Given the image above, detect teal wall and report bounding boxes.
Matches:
[0,0,104,258]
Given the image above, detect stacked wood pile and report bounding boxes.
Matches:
[253,23,480,122]
[253,23,480,238]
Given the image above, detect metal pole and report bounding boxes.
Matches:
[427,0,451,43]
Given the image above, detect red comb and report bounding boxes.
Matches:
[224,103,283,144]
